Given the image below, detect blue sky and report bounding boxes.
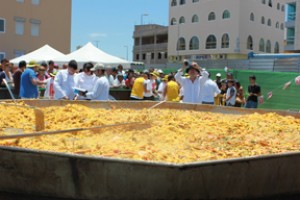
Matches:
[71,0,169,61]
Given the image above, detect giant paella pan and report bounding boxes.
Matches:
[0,100,299,200]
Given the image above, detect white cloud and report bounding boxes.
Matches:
[89,33,107,38]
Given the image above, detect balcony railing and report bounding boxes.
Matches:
[286,36,295,45]
[133,43,168,52]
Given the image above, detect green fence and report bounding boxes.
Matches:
[163,68,300,111]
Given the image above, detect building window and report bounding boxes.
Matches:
[221,34,230,48]
[0,52,5,60]
[192,15,199,23]
[171,0,177,6]
[31,23,40,36]
[0,18,5,33]
[281,5,285,12]
[192,0,199,2]
[267,19,272,26]
[262,0,266,4]
[259,38,265,52]
[250,13,255,21]
[268,0,272,7]
[15,21,24,35]
[179,16,185,24]
[275,22,279,28]
[142,53,146,60]
[274,42,279,53]
[32,0,40,5]
[206,35,217,49]
[287,28,295,45]
[151,53,155,59]
[189,36,199,50]
[30,19,41,37]
[158,52,162,59]
[179,0,185,5]
[247,36,253,50]
[208,12,216,21]
[277,3,280,10]
[280,23,284,30]
[136,54,139,60]
[177,37,186,50]
[266,40,271,53]
[261,16,265,24]
[222,10,230,19]
[16,0,24,3]
[14,17,26,35]
[14,50,25,58]
[171,18,177,25]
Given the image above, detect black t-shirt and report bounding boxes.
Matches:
[247,84,261,102]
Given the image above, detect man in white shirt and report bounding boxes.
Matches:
[175,61,209,104]
[53,60,77,100]
[81,63,110,101]
[202,73,221,105]
[74,62,98,100]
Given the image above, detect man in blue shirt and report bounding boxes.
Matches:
[20,61,45,99]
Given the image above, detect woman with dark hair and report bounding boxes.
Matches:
[235,80,245,107]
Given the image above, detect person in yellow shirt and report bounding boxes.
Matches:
[164,75,180,102]
[130,73,148,100]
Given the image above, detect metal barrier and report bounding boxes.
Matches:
[155,58,300,73]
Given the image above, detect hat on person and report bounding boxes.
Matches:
[91,63,105,71]
[186,64,200,74]
[216,73,222,77]
[162,75,169,81]
[153,71,160,77]
[117,73,123,77]
[150,72,158,78]
[49,71,58,77]
[27,61,39,68]
[157,69,164,74]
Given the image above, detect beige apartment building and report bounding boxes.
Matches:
[168,0,285,61]
[284,0,300,52]
[0,0,71,60]
[133,24,168,66]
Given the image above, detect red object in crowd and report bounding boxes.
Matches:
[295,76,300,86]
[49,82,55,100]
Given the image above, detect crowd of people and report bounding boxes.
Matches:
[0,58,261,109]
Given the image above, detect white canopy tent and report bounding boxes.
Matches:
[53,42,131,69]
[10,44,65,64]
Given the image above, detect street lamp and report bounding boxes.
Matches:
[124,45,129,61]
[141,13,149,25]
